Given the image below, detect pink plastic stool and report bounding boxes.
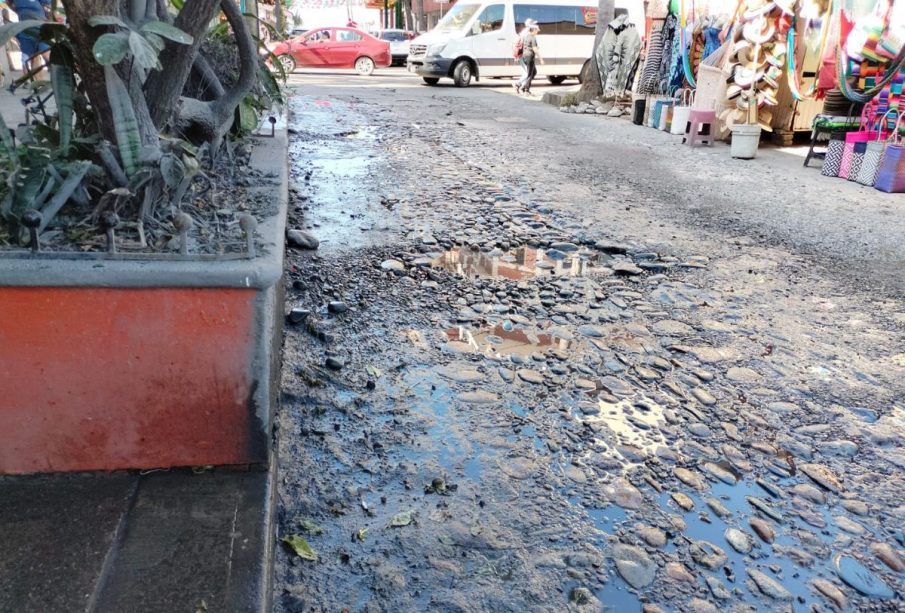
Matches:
[683,110,716,146]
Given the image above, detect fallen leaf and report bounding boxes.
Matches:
[390,510,415,527]
[282,534,318,561]
[437,534,454,545]
[366,364,383,378]
[356,527,368,541]
[300,518,323,535]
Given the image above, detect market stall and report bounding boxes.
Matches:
[629,0,903,189]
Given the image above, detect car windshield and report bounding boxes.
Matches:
[435,4,481,32]
[381,32,407,41]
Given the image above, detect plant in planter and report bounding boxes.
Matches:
[0,0,281,249]
[0,0,290,474]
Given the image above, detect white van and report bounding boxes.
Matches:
[407,0,644,87]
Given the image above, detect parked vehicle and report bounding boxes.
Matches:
[407,0,644,87]
[272,27,391,76]
[373,29,415,66]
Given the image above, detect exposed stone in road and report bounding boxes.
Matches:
[274,72,905,613]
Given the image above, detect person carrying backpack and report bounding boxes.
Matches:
[513,19,541,95]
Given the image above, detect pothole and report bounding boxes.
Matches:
[432,245,611,280]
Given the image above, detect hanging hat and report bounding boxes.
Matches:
[733,65,765,88]
[743,16,776,45]
[774,0,797,16]
[743,1,777,21]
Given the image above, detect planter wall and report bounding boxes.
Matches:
[0,131,288,474]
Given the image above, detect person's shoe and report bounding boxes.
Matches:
[513,82,521,94]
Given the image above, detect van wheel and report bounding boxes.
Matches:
[452,61,472,87]
[547,75,566,85]
[422,77,440,85]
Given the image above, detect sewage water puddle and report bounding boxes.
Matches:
[432,245,610,280]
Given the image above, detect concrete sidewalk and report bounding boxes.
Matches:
[0,467,276,613]
[1,70,55,128]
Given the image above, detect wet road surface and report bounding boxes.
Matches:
[274,70,905,612]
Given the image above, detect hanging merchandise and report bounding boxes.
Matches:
[787,4,832,101]
[659,14,679,94]
[835,0,905,103]
[637,26,665,95]
[874,113,905,193]
[678,0,697,87]
[855,109,898,187]
[721,0,798,131]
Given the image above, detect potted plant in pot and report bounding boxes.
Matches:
[0,0,289,474]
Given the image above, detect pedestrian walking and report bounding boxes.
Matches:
[9,0,51,74]
[513,19,542,95]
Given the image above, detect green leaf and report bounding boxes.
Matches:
[281,534,318,561]
[390,510,414,527]
[0,112,14,158]
[159,153,185,189]
[128,30,161,70]
[140,20,193,45]
[103,65,141,177]
[239,100,257,133]
[366,365,383,378]
[49,47,75,157]
[300,518,323,535]
[0,20,46,47]
[88,15,129,29]
[93,32,130,65]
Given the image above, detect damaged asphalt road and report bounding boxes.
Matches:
[274,74,905,613]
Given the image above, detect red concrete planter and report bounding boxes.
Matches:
[0,133,287,474]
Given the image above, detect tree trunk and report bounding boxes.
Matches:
[275,0,285,37]
[60,0,119,142]
[414,0,424,32]
[143,0,222,128]
[577,0,614,101]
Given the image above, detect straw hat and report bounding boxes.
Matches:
[743,1,777,21]
[774,0,798,16]
[743,16,776,45]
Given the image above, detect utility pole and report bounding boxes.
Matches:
[384,0,389,29]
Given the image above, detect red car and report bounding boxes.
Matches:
[272,27,391,76]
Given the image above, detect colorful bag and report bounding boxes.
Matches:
[658,100,674,131]
[651,98,673,129]
[670,89,694,135]
[847,141,867,181]
[875,114,905,193]
[840,104,881,179]
[822,133,846,177]
[856,110,897,186]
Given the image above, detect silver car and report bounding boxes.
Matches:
[375,29,413,66]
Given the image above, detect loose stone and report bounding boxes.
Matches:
[287,229,319,250]
[870,542,905,572]
[724,528,754,554]
[517,369,544,384]
[612,544,657,589]
[747,568,793,600]
[812,578,849,610]
[799,463,843,493]
[689,540,728,570]
[749,518,776,543]
[833,554,895,599]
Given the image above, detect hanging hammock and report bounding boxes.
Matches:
[679,0,697,87]
[786,9,831,101]
[832,0,905,103]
